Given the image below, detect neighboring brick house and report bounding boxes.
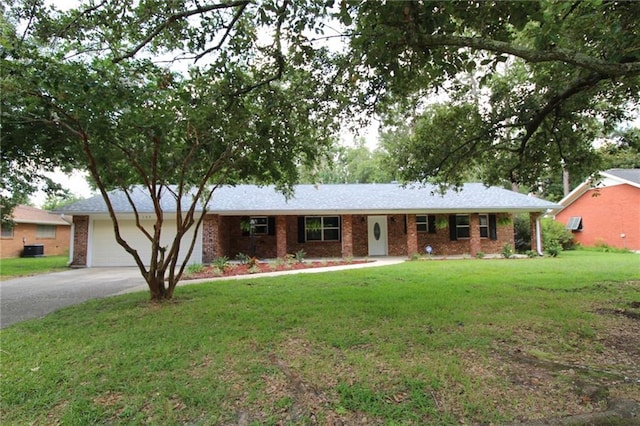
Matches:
[1,205,72,258]
[552,169,640,251]
[59,184,558,267]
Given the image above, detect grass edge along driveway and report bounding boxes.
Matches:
[1,251,639,424]
[0,255,69,280]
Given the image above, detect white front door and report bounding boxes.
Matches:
[367,216,388,256]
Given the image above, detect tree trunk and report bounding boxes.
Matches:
[147,272,171,301]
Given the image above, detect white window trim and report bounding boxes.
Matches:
[456,214,470,239]
[250,216,269,235]
[305,216,340,242]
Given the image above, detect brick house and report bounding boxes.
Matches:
[59,183,558,267]
[552,169,640,251]
[1,205,72,258]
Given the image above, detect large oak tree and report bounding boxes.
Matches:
[336,1,640,190]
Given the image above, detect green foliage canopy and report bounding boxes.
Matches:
[1,0,342,299]
[338,1,640,190]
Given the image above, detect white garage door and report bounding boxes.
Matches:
[91,219,202,267]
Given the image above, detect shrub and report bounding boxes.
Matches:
[212,256,229,271]
[476,251,485,259]
[501,243,514,259]
[295,249,306,263]
[545,242,562,257]
[247,256,260,268]
[513,214,532,253]
[186,263,204,275]
[235,253,250,265]
[525,250,538,258]
[542,218,574,250]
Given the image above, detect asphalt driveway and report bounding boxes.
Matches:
[0,268,147,328]
[0,258,405,329]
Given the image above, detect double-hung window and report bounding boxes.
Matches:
[455,215,470,239]
[305,216,340,241]
[36,225,56,239]
[479,215,489,238]
[416,215,436,233]
[250,217,269,235]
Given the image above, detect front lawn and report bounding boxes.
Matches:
[0,255,69,279]
[1,251,639,424]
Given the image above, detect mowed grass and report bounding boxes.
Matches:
[1,251,639,424]
[0,255,69,279]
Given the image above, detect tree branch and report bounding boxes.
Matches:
[411,34,640,78]
[194,1,249,62]
[113,0,251,63]
[517,71,603,163]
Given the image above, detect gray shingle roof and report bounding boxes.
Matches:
[605,168,640,185]
[59,183,559,215]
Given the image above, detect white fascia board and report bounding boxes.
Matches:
[600,172,640,189]
[14,219,71,226]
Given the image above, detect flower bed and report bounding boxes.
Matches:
[185,259,368,279]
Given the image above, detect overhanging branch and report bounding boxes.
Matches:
[412,34,640,78]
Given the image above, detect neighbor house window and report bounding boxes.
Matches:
[305,216,340,241]
[416,215,436,233]
[1,224,13,238]
[479,215,489,238]
[566,216,583,231]
[455,215,470,239]
[36,225,56,238]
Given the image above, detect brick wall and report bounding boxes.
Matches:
[352,215,369,256]
[202,214,216,263]
[341,215,354,257]
[276,216,288,258]
[225,216,278,259]
[387,214,408,256]
[406,214,418,256]
[71,216,89,266]
[416,213,514,257]
[210,212,516,259]
[556,184,640,250]
[1,223,71,258]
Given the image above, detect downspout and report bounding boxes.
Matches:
[536,215,543,256]
[68,221,75,266]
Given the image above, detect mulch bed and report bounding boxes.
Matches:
[185,259,369,280]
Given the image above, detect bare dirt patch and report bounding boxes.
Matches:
[226,308,640,424]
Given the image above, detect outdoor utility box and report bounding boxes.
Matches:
[22,244,44,257]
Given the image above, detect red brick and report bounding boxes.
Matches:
[556,184,640,250]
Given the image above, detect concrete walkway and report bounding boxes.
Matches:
[0,258,405,329]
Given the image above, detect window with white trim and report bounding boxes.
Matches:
[455,215,470,239]
[250,216,269,235]
[36,225,56,239]
[305,216,340,241]
[416,215,436,233]
[479,215,489,238]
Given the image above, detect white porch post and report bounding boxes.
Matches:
[536,215,543,255]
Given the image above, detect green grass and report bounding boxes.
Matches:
[0,255,69,279]
[1,251,639,424]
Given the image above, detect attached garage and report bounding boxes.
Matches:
[89,217,202,267]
